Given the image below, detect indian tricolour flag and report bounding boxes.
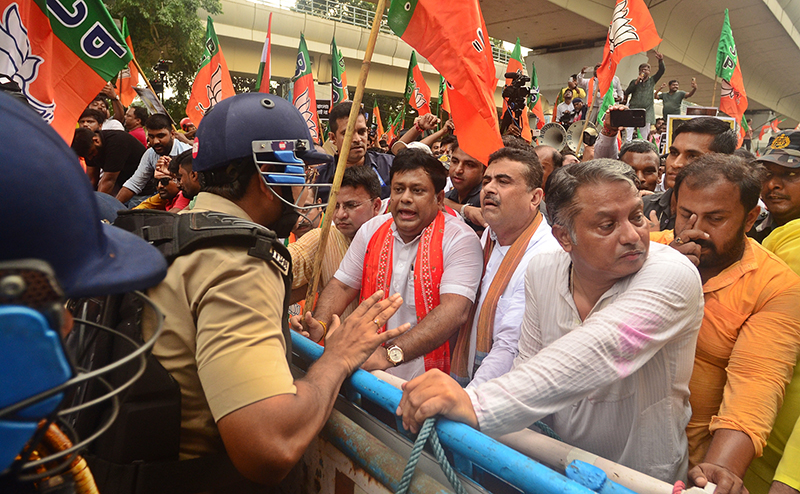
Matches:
[255,12,272,93]
[0,0,132,142]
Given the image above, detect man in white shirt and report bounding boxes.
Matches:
[450,147,560,387]
[293,148,483,381]
[397,159,704,482]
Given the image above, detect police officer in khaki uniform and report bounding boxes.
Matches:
[143,93,410,484]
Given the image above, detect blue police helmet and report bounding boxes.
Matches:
[0,91,167,298]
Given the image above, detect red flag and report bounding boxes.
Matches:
[388,0,501,164]
[596,0,662,96]
[256,13,272,93]
[186,17,235,126]
[117,17,139,107]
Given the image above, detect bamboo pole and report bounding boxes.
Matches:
[711,78,718,108]
[304,0,387,309]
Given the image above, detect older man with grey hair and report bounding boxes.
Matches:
[397,159,705,482]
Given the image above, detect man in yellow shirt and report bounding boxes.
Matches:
[745,131,800,494]
[657,153,800,494]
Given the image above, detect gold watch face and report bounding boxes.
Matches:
[387,346,403,364]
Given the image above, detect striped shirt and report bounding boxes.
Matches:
[288,226,356,319]
[466,242,704,482]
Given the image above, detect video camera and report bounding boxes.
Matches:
[500,71,532,135]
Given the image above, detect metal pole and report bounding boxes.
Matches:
[304,0,387,309]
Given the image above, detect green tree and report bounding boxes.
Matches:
[105,0,222,121]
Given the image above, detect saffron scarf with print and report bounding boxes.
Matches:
[451,211,543,386]
[360,211,449,372]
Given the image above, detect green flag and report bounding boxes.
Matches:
[330,36,347,105]
[596,87,615,126]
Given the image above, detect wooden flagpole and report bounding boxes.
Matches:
[711,78,718,108]
[304,0,387,309]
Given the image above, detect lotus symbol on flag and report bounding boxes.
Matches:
[721,79,740,103]
[294,87,318,141]
[413,86,427,109]
[196,64,223,115]
[608,0,640,54]
[0,3,55,123]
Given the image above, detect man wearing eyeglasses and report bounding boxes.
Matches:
[288,165,384,319]
[132,172,188,211]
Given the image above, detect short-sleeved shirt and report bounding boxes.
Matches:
[334,212,483,380]
[315,151,393,202]
[660,90,687,119]
[86,130,146,193]
[143,192,295,459]
[122,139,192,196]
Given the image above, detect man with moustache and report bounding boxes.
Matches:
[443,139,487,233]
[315,101,394,202]
[655,154,800,494]
[450,147,560,387]
[619,140,661,192]
[117,113,192,207]
[398,159,704,482]
[294,148,483,381]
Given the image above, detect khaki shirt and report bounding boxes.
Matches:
[143,192,296,459]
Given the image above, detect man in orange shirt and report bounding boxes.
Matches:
[661,153,800,494]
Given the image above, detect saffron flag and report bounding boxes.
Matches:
[186,16,235,126]
[716,9,747,147]
[596,0,662,96]
[0,0,132,142]
[373,98,384,137]
[388,0,502,165]
[528,59,545,130]
[117,17,139,107]
[404,51,431,116]
[255,13,272,93]
[330,36,348,105]
[292,33,321,143]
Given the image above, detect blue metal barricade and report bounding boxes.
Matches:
[292,332,640,494]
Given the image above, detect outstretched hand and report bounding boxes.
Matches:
[324,291,410,375]
[396,369,478,434]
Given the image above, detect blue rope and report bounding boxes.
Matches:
[396,417,467,494]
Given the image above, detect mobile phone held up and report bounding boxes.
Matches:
[610,109,646,128]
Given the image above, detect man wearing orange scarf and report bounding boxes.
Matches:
[294,149,483,380]
[450,147,560,387]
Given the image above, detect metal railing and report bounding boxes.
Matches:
[291,331,643,494]
[250,0,511,64]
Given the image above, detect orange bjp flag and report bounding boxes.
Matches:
[388,0,502,165]
[596,0,662,96]
[117,17,139,107]
[186,17,235,126]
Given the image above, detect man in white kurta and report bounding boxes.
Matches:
[397,159,704,483]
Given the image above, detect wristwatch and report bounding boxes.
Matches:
[386,345,404,366]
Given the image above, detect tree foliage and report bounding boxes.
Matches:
[105,0,222,121]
